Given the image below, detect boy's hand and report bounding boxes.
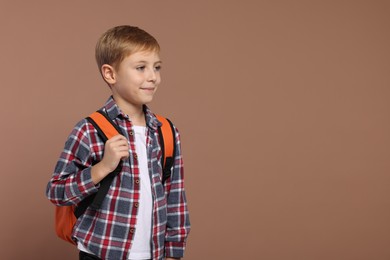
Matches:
[100,135,129,172]
[91,135,129,184]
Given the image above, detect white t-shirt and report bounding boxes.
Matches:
[128,126,152,259]
[78,125,153,259]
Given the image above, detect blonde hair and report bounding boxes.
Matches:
[95,25,160,72]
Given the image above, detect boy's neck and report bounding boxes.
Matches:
[115,98,146,126]
[127,109,146,127]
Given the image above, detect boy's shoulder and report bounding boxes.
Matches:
[67,117,95,142]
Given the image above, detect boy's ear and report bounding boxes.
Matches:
[101,64,116,84]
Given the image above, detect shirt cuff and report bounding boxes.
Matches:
[165,241,186,258]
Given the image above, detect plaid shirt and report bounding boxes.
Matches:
[46,97,190,260]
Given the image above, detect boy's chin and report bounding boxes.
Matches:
[142,96,155,104]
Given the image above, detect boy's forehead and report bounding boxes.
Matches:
[126,50,161,62]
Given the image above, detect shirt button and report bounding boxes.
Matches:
[134,202,139,208]
[135,179,140,184]
[130,228,135,234]
[134,153,138,159]
[129,131,134,136]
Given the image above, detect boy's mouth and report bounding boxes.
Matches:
[140,87,156,92]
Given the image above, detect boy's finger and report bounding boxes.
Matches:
[108,136,128,145]
[109,134,126,141]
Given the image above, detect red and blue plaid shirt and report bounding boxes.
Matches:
[46,97,190,259]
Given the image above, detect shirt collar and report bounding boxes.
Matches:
[102,96,161,131]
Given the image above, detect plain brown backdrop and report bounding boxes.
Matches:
[0,1,389,259]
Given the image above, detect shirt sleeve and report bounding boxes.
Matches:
[46,119,99,206]
[164,125,191,258]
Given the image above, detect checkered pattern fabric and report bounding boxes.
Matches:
[46,96,190,260]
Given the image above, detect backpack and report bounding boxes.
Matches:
[54,110,176,245]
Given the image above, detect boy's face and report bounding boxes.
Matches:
[108,50,162,110]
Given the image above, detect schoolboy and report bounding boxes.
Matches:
[46,25,190,260]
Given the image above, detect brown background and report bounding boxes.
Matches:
[0,1,389,259]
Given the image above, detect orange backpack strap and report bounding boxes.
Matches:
[88,110,122,139]
[155,115,176,184]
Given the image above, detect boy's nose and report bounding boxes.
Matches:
[148,69,157,82]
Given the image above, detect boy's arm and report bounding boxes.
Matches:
[164,126,191,259]
[46,120,129,206]
[46,120,98,206]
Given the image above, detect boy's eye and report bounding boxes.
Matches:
[154,65,162,71]
[136,66,145,71]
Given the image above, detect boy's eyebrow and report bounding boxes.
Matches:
[136,60,162,64]
[135,60,162,65]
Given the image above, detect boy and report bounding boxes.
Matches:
[46,25,190,260]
